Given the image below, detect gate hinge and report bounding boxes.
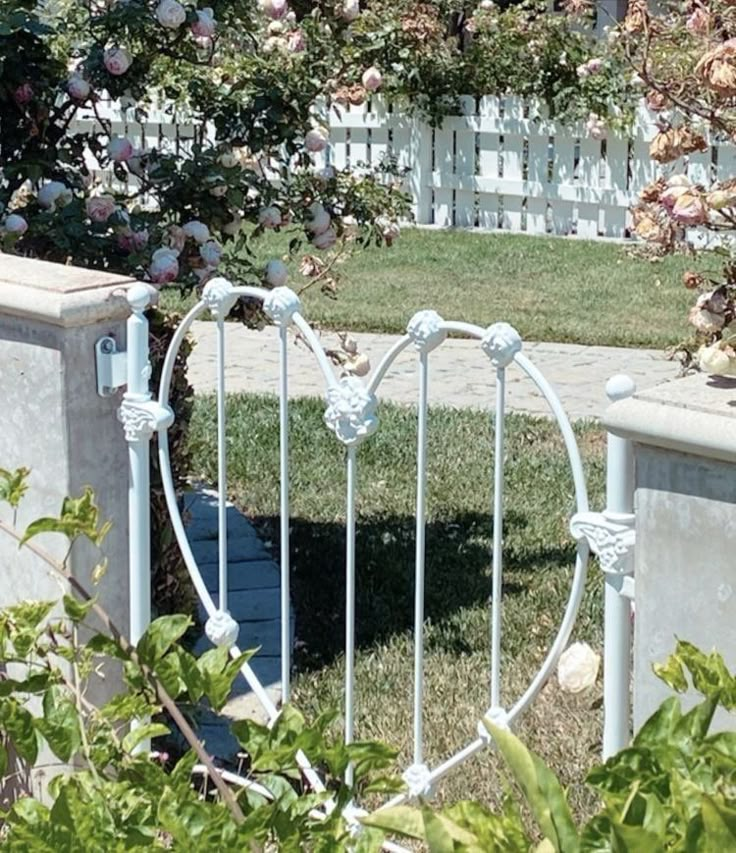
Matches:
[95,336,127,397]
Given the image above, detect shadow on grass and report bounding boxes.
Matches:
[252,509,577,672]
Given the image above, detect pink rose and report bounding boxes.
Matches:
[132,228,149,250]
[306,202,331,235]
[182,220,210,243]
[13,83,33,105]
[287,30,306,53]
[260,0,288,19]
[192,7,216,37]
[104,47,132,76]
[67,74,91,101]
[312,227,337,250]
[149,248,180,283]
[156,0,187,29]
[585,112,606,140]
[672,191,707,225]
[3,214,28,235]
[258,205,282,228]
[686,7,710,35]
[361,66,382,92]
[305,128,328,152]
[265,259,288,286]
[108,137,134,162]
[199,240,223,267]
[86,195,117,223]
[342,0,360,22]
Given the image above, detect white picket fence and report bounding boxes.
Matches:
[71,96,736,241]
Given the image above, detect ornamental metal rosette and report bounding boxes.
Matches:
[323,376,379,446]
[406,309,446,354]
[205,609,240,648]
[202,276,238,319]
[263,286,302,326]
[569,511,636,575]
[481,322,523,368]
[118,398,174,442]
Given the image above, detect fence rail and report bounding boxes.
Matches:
[71,95,735,242]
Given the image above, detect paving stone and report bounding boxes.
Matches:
[190,535,270,566]
[188,321,680,421]
[198,559,280,592]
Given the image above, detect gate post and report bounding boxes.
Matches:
[117,285,174,647]
[602,375,636,758]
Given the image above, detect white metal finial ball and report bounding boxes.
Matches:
[481,322,522,368]
[127,283,152,313]
[323,377,379,446]
[205,609,239,648]
[402,762,434,799]
[406,309,446,354]
[606,374,636,402]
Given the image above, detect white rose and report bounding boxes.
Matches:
[182,220,210,243]
[156,0,187,29]
[312,226,337,250]
[191,7,216,37]
[199,240,223,267]
[108,136,134,162]
[362,66,382,92]
[218,150,239,169]
[342,0,360,21]
[37,181,72,211]
[306,202,331,235]
[557,642,600,693]
[3,214,28,235]
[258,205,282,228]
[149,247,180,283]
[86,195,117,223]
[698,343,736,376]
[305,128,328,153]
[67,73,91,101]
[265,259,289,286]
[103,47,132,76]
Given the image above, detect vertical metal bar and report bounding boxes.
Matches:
[345,445,358,786]
[278,324,291,703]
[603,375,636,758]
[216,315,229,614]
[126,288,152,647]
[412,352,430,766]
[490,366,506,708]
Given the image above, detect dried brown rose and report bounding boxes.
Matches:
[696,39,736,96]
[683,270,705,289]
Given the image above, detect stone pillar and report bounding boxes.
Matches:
[604,373,736,731]
[0,256,135,799]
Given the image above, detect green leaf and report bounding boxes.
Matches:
[62,594,96,623]
[21,487,112,547]
[701,796,736,846]
[136,614,191,667]
[122,722,170,754]
[422,806,457,852]
[362,805,425,839]
[0,700,39,764]
[634,697,682,747]
[0,466,29,508]
[35,686,81,762]
[485,721,580,853]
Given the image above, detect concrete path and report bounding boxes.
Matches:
[184,489,293,757]
[187,321,679,421]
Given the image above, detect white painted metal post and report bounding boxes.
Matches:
[125,285,154,648]
[603,375,636,758]
[278,323,291,703]
[345,445,358,786]
[490,366,507,709]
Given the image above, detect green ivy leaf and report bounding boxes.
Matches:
[0,699,39,764]
[136,614,191,667]
[35,686,81,762]
[62,594,96,623]
[701,795,736,846]
[122,722,170,754]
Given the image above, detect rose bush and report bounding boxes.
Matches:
[0,0,410,306]
[601,0,736,375]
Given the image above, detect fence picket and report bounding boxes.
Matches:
[478,96,501,230]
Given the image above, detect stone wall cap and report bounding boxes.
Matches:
[0,255,137,327]
[604,373,736,463]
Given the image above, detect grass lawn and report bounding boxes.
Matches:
[161,227,700,348]
[187,393,609,815]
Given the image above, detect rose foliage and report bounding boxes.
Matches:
[605,0,736,374]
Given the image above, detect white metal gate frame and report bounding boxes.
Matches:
[102,280,637,843]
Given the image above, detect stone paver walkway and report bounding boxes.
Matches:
[184,489,293,756]
[188,321,679,420]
